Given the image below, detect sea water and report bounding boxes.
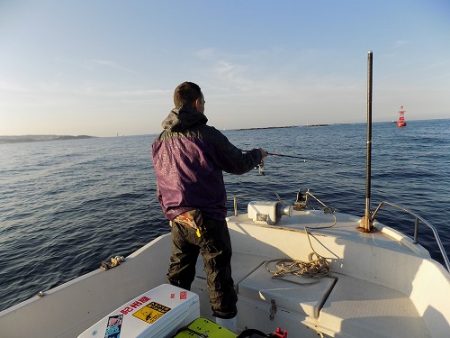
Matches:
[0,119,449,312]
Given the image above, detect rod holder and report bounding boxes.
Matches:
[360,50,374,232]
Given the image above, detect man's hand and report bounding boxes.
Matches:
[260,148,268,159]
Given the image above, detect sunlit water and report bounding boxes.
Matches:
[1,119,449,311]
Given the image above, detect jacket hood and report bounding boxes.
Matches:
[161,106,208,131]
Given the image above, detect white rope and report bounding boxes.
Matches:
[265,253,329,279]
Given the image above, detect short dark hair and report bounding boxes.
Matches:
[173,82,202,108]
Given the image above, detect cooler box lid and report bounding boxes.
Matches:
[78,284,200,338]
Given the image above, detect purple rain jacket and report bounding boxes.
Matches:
[152,106,262,221]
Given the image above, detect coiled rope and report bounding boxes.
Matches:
[265,214,337,280]
[265,252,329,279]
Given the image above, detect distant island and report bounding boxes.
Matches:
[304,124,329,127]
[234,125,299,131]
[0,135,95,144]
[234,124,329,131]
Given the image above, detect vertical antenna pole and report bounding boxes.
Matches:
[361,51,374,231]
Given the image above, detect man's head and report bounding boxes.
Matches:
[174,81,205,114]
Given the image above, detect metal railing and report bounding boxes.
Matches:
[232,192,450,272]
[294,189,335,214]
[371,201,450,272]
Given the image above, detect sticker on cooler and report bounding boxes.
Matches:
[133,302,171,324]
[120,296,151,315]
[170,291,186,299]
[104,314,123,338]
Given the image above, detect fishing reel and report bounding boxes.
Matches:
[257,163,265,175]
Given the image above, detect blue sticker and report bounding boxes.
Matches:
[104,314,123,338]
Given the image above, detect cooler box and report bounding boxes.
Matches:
[78,284,200,338]
[174,317,236,338]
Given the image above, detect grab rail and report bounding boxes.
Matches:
[232,192,449,272]
[294,189,335,214]
[371,201,450,272]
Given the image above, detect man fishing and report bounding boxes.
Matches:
[152,81,267,331]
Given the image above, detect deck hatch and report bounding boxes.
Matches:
[238,263,336,318]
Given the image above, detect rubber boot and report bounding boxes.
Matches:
[215,316,237,332]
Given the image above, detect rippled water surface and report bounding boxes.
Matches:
[1,119,449,311]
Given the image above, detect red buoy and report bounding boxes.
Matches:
[397,105,407,127]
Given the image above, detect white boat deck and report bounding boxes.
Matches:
[318,273,429,337]
[193,249,430,337]
[0,209,448,337]
[190,210,448,337]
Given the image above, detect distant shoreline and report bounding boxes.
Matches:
[234,125,299,131]
[234,124,329,131]
[0,135,96,144]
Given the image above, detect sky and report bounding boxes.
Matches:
[1,0,449,137]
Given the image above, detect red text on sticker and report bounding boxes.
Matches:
[120,296,151,315]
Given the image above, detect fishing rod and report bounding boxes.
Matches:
[266,152,346,165]
[249,150,347,176]
[245,149,346,165]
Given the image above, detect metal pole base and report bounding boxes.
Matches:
[358,215,376,233]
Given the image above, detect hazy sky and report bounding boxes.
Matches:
[1,0,449,136]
